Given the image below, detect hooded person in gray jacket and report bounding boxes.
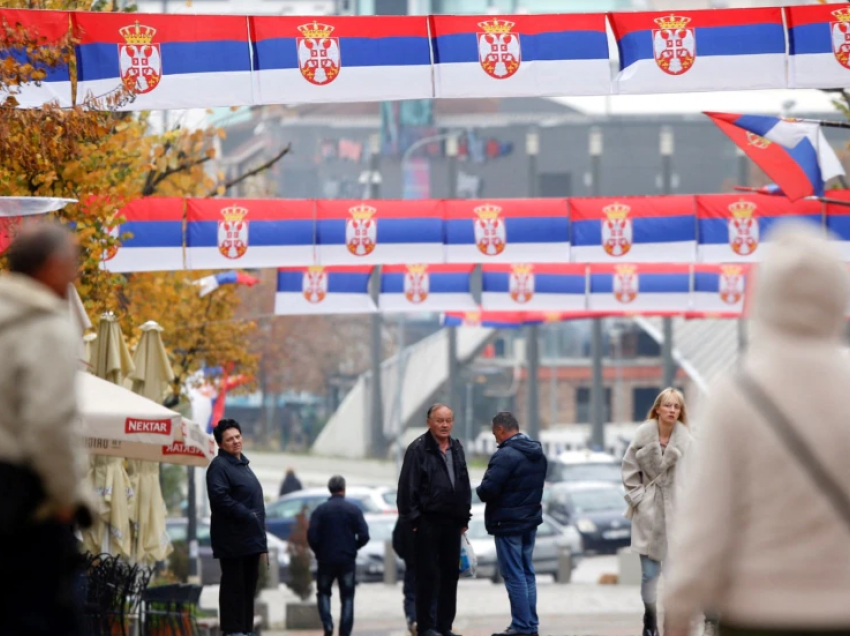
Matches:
[477,412,548,636]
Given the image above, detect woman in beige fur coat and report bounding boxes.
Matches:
[622,388,692,636]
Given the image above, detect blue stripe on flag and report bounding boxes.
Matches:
[788,23,833,55]
[698,214,821,245]
[382,272,470,294]
[327,273,370,293]
[826,214,850,240]
[618,23,785,69]
[318,218,443,245]
[1,49,70,82]
[592,273,689,293]
[188,220,314,247]
[432,30,608,64]
[121,221,183,248]
[445,217,569,245]
[277,271,303,292]
[76,41,251,81]
[482,272,584,294]
[571,215,694,246]
[693,272,720,292]
[252,35,431,71]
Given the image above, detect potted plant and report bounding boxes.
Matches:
[285,508,322,630]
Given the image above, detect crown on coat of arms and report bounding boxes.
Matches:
[349,204,376,220]
[728,200,757,219]
[221,206,248,223]
[119,21,157,45]
[478,19,515,34]
[654,14,692,30]
[297,21,335,38]
[473,203,502,219]
[720,264,743,277]
[463,311,481,325]
[306,265,326,276]
[406,263,428,276]
[511,263,534,276]
[614,264,637,277]
[833,8,850,22]
[543,312,561,323]
[602,202,630,220]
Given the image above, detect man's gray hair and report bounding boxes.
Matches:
[328,475,346,495]
[7,224,73,277]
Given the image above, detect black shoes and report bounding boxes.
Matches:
[643,603,659,636]
[492,628,536,636]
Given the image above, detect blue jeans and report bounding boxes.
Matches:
[495,530,538,634]
[316,562,356,636]
[640,555,662,605]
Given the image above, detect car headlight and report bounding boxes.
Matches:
[576,519,597,533]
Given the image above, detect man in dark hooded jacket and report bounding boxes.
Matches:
[476,412,548,636]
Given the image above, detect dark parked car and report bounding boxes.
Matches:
[545,482,631,554]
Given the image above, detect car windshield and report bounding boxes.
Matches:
[467,519,489,540]
[381,490,397,506]
[549,462,621,483]
[569,488,626,514]
[367,519,395,542]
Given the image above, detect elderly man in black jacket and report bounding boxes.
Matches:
[207,419,268,636]
[477,412,548,636]
[308,475,370,636]
[398,404,472,636]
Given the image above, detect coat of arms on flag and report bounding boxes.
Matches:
[296,21,341,85]
[719,265,745,305]
[404,264,429,304]
[477,19,521,80]
[118,21,162,94]
[101,225,120,262]
[302,266,328,304]
[832,8,850,70]
[218,206,249,260]
[509,264,535,304]
[473,204,507,256]
[746,132,771,149]
[652,14,695,76]
[728,200,759,256]
[613,265,638,304]
[462,311,481,327]
[601,202,633,258]
[346,204,377,256]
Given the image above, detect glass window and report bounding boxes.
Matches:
[351,495,380,513]
[381,490,397,506]
[267,497,320,519]
[549,462,621,484]
[575,387,612,424]
[166,524,187,543]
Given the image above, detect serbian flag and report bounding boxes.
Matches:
[824,189,850,260]
[442,311,525,329]
[380,264,476,313]
[317,199,443,265]
[0,9,73,107]
[429,13,610,99]
[444,198,569,263]
[610,8,786,95]
[570,196,696,263]
[697,194,823,263]
[275,266,375,315]
[689,264,750,319]
[100,198,185,273]
[194,271,261,297]
[786,5,850,90]
[73,13,253,110]
[706,112,845,201]
[481,264,586,312]
[186,199,315,270]
[588,263,690,316]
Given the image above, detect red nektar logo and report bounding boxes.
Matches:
[162,442,204,457]
[125,418,173,436]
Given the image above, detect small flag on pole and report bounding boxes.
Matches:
[195,271,261,297]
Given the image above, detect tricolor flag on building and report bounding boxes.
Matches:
[696,194,823,263]
[73,13,253,110]
[689,264,749,319]
[481,264,586,312]
[194,271,261,297]
[380,264,476,313]
[186,199,315,270]
[442,311,524,329]
[275,266,375,315]
[786,5,850,90]
[1,9,74,107]
[588,263,690,315]
[317,200,443,265]
[100,197,185,273]
[429,13,610,99]
[444,199,569,263]
[610,8,786,95]
[570,196,696,263]
[250,16,433,104]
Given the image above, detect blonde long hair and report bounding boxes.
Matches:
[646,387,688,426]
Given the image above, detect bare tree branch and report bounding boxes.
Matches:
[206,144,291,198]
[141,154,212,196]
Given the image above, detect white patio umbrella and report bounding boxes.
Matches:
[0,196,77,216]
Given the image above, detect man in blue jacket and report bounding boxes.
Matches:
[476,412,548,636]
[308,475,370,636]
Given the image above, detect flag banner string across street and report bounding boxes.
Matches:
[7,5,850,109]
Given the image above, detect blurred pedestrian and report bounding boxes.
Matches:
[308,475,370,636]
[665,223,850,636]
[279,467,303,498]
[477,412,548,636]
[207,418,268,636]
[0,224,93,636]
[622,388,692,636]
[398,404,472,636]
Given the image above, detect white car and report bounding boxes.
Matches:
[547,450,622,485]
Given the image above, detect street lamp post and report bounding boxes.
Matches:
[446,135,461,416]
[589,127,605,451]
[525,129,541,440]
[660,127,676,389]
[368,133,385,458]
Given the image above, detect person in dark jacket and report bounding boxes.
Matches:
[279,468,303,498]
[477,412,548,636]
[308,475,370,636]
[206,419,268,636]
[393,516,437,635]
[397,404,472,636]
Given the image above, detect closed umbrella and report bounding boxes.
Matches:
[129,321,174,402]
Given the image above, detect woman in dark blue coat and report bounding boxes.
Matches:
[206,419,267,636]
